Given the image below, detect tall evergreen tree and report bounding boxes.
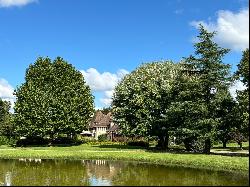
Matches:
[183,25,231,153]
[234,48,249,145]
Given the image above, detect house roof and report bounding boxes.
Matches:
[107,124,119,132]
[89,111,113,128]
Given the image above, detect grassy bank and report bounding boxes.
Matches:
[0,143,248,175]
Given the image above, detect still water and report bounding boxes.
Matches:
[0,159,248,186]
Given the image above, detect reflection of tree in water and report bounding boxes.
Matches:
[0,159,90,186]
[0,159,248,186]
[111,162,248,186]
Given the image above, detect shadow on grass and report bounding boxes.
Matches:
[15,143,81,148]
[93,144,203,154]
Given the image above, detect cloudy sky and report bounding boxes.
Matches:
[0,0,249,111]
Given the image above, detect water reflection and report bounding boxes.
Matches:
[18,158,42,163]
[0,159,248,186]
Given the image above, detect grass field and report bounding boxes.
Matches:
[0,142,248,175]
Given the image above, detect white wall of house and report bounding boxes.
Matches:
[92,127,107,139]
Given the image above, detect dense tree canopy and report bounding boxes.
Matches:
[214,90,240,148]
[112,25,234,152]
[180,25,231,153]
[234,48,249,144]
[14,57,94,140]
[0,99,12,137]
[236,49,249,88]
[112,61,180,149]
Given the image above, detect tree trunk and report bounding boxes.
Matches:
[157,133,169,150]
[222,140,227,148]
[238,142,243,149]
[203,138,211,154]
[48,133,55,146]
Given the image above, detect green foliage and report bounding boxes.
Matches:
[235,49,249,141]
[235,48,249,87]
[15,135,85,147]
[127,140,149,148]
[0,136,16,146]
[79,136,97,144]
[176,24,231,153]
[14,57,94,140]
[112,61,180,149]
[99,107,112,115]
[51,136,83,145]
[16,136,49,147]
[98,134,109,142]
[113,26,233,153]
[212,89,244,148]
[0,99,13,137]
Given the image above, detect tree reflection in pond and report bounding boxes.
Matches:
[0,159,248,186]
[0,159,90,186]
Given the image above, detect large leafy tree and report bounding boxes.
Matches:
[112,61,180,149]
[0,99,13,137]
[236,48,249,88]
[235,49,249,126]
[14,57,94,140]
[233,48,249,146]
[182,25,231,153]
[166,64,209,151]
[214,90,240,148]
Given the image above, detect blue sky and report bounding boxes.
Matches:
[0,0,249,110]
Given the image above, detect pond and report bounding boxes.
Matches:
[0,159,248,186]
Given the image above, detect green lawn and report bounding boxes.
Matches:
[0,143,248,176]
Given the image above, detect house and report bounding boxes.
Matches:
[106,123,119,141]
[85,111,119,140]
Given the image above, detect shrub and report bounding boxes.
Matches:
[0,136,16,146]
[127,141,149,148]
[16,136,49,147]
[51,136,74,145]
[183,137,214,152]
[98,134,109,142]
[79,136,96,144]
[112,136,128,143]
[51,136,84,145]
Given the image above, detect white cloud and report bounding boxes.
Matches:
[0,78,15,112]
[0,78,14,98]
[81,68,129,107]
[99,90,115,106]
[229,80,247,99]
[0,0,37,7]
[81,68,129,92]
[100,97,112,106]
[190,8,249,51]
